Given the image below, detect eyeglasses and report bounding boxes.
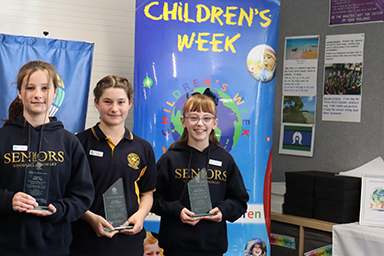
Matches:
[184,115,216,124]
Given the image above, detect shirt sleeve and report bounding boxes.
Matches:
[137,140,157,194]
[152,156,185,218]
[215,156,249,222]
[0,189,15,214]
[45,137,94,223]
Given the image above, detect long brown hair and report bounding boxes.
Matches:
[170,93,223,149]
[5,61,58,123]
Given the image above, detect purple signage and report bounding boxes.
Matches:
[330,0,384,25]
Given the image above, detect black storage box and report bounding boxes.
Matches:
[285,170,331,186]
[315,198,360,213]
[315,186,361,201]
[286,184,314,196]
[315,173,361,190]
[284,171,329,218]
[313,173,361,223]
[284,171,362,223]
[283,204,313,218]
[314,208,359,223]
[284,193,315,208]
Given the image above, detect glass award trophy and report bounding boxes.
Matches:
[24,161,50,210]
[102,178,133,231]
[187,168,216,217]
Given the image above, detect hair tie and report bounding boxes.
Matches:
[186,88,219,106]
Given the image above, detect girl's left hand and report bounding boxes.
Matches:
[26,204,57,217]
[119,212,144,235]
[202,207,222,222]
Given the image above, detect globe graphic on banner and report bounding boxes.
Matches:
[49,75,65,117]
[170,88,242,152]
[372,188,384,204]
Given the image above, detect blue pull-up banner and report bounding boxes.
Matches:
[134,1,280,255]
[0,34,94,134]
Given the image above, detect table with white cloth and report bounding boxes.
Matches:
[333,222,384,255]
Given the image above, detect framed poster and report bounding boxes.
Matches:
[359,174,384,227]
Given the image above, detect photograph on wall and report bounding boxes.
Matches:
[284,38,319,61]
[282,96,316,125]
[282,36,319,96]
[322,33,364,122]
[329,0,384,26]
[324,63,362,95]
[279,35,319,157]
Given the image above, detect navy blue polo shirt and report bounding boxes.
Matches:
[76,123,157,218]
[71,123,157,256]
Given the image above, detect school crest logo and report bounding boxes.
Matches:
[127,153,140,170]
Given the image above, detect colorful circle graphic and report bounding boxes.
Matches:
[49,75,65,116]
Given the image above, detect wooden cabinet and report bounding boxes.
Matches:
[271,212,336,256]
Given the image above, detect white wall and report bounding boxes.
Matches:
[0,0,136,130]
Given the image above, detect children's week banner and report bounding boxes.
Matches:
[0,34,94,134]
[134,1,280,255]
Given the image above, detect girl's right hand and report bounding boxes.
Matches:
[12,192,38,212]
[180,208,202,226]
[84,211,118,238]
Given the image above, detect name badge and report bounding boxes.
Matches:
[90,149,104,157]
[209,159,222,167]
[13,145,28,151]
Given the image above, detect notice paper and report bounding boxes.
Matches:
[338,156,384,178]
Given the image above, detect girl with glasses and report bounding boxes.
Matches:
[152,89,249,256]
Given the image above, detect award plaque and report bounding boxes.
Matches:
[103,178,133,231]
[359,175,384,227]
[24,162,50,210]
[187,168,215,217]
